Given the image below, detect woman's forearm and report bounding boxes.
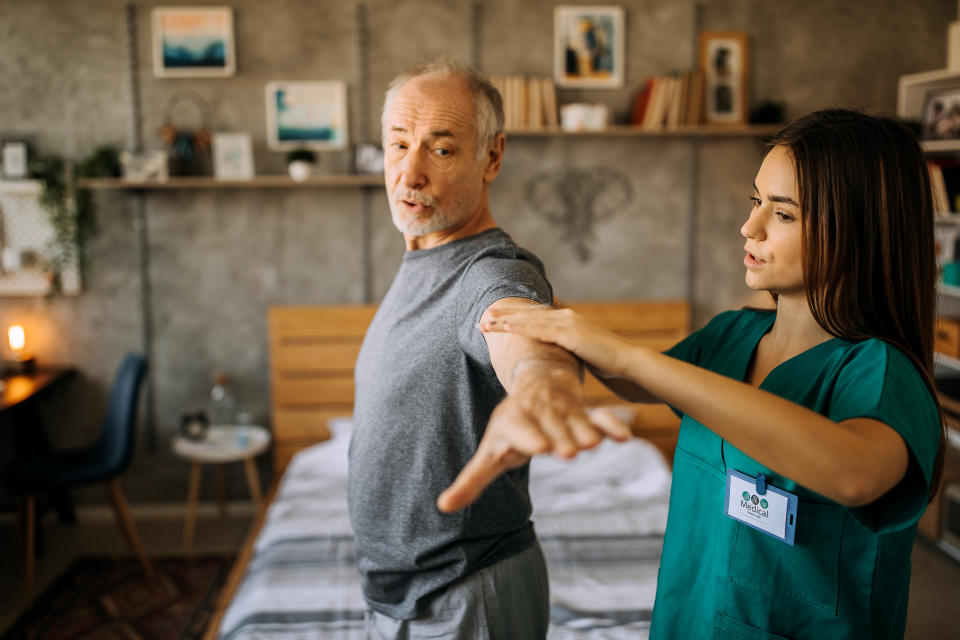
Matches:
[624,345,908,506]
[590,367,661,404]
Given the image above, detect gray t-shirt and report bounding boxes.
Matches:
[348,228,553,619]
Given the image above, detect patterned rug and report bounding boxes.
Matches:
[1,555,234,640]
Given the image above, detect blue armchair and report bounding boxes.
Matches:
[1,353,154,601]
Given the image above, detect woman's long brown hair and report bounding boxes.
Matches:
[767,109,945,501]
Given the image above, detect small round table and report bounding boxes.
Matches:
[171,425,270,548]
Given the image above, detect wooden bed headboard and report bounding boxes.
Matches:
[268,300,690,477]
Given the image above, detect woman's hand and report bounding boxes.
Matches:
[479,307,632,379]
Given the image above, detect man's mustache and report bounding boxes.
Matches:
[395,189,435,207]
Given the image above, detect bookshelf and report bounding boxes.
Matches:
[901,68,960,548]
[491,72,760,135]
[924,139,960,153]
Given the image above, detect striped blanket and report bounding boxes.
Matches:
[217,419,671,639]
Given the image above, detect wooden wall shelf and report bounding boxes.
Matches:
[80,174,384,190]
[505,124,782,138]
[78,126,779,192]
[923,140,960,154]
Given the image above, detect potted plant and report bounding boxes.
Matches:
[286,148,316,182]
[30,146,120,293]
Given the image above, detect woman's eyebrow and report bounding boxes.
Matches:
[753,183,799,207]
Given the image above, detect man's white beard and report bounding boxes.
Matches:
[389,188,472,236]
[391,207,468,236]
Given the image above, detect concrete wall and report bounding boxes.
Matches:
[0,0,953,503]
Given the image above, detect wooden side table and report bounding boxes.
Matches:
[171,425,271,548]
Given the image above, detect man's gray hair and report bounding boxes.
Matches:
[381,58,505,160]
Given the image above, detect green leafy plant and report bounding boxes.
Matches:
[30,146,120,293]
[286,148,316,164]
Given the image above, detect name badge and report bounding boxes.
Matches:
[724,469,797,545]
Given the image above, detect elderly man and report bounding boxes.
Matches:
[347,59,623,639]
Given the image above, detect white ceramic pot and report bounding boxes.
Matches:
[288,160,314,182]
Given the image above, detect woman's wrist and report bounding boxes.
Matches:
[621,343,655,386]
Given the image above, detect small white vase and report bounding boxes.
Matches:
[288,161,314,182]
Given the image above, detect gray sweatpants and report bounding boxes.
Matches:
[365,542,550,640]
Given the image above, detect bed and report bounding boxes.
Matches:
[206,300,689,639]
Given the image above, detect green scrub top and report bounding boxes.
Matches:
[650,309,940,640]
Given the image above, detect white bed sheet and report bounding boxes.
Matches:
[218,417,671,639]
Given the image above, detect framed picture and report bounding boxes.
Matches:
[1,141,29,179]
[699,31,750,125]
[265,81,349,151]
[922,87,960,140]
[120,150,169,182]
[0,180,81,296]
[152,7,236,78]
[212,132,255,180]
[554,5,625,88]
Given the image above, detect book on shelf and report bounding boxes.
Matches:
[642,76,669,130]
[529,81,542,130]
[630,77,655,125]
[639,71,707,131]
[492,75,558,131]
[929,157,960,216]
[541,78,558,128]
[931,161,951,215]
[515,75,527,129]
[685,70,705,126]
[667,73,689,129]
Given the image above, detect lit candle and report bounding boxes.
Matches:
[8,325,25,356]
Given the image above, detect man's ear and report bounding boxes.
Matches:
[483,133,506,183]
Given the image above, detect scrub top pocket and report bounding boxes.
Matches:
[729,502,846,616]
[713,613,796,639]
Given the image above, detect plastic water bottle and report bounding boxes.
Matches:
[209,372,237,426]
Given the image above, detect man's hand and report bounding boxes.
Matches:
[437,297,632,514]
[437,387,630,513]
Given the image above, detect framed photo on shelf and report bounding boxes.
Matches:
[0,140,29,179]
[922,87,960,140]
[212,132,255,180]
[265,81,348,151]
[699,31,750,125]
[120,150,169,182]
[152,6,236,78]
[554,5,625,88]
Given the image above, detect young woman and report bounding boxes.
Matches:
[438,110,946,639]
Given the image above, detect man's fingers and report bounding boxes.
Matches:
[566,412,604,449]
[531,409,580,458]
[492,400,553,454]
[587,407,633,442]
[437,442,526,513]
[438,404,549,513]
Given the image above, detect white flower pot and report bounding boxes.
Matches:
[288,161,314,182]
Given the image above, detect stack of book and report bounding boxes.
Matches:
[489,75,559,131]
[630,71,706,131]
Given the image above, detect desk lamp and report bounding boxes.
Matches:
[6,325,36,373]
